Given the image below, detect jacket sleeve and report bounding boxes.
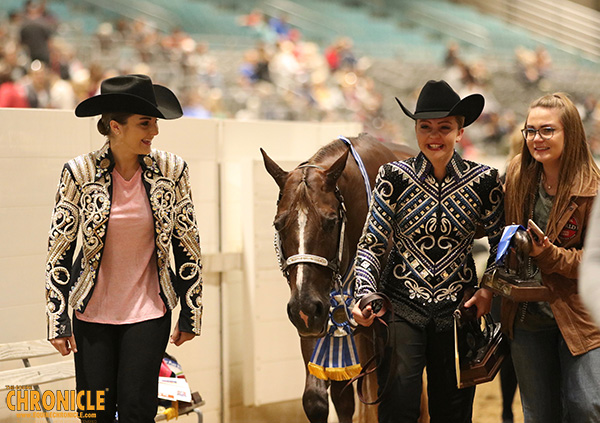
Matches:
[354,164,400,300]
[46,165,80,340]
[172,163,203,335]
[534,244,582,281]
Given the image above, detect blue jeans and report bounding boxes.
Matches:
[511,324,600,423]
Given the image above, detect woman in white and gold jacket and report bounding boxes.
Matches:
[45,74,203,423]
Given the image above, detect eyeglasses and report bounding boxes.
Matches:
[521,127,558,141]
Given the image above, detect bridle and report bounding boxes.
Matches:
[273,163,348,287]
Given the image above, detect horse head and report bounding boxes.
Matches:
[261,147,350,337]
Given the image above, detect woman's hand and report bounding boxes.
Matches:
[50,335,77,356]
[463,287,493,319]
[352,302,376,327]
[527,228,551,256]
[170,325,196,346]
[527,220,551,257]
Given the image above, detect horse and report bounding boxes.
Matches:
[261,133,416,423]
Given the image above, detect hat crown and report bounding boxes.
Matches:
[101,74,157,106]
[415,80,460,114]
[75,73,182,119]
[394,79,484,127]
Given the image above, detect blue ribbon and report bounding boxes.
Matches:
[308,284,362,381]
[496,224,526,263]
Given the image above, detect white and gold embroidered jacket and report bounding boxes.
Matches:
[45,141,203,340]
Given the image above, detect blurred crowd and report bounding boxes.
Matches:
[2,0,600,157]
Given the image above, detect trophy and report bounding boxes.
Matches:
[481,224,551,302]
[453,288,508,388]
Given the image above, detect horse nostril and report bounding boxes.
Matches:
[314,300,325,318]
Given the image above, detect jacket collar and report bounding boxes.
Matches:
[93,140,160,180]
[569,178,598,198]
[93,141,114,181]
[139,151,160,175]
[414,150,466,183]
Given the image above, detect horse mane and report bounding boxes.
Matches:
[310,138,348,164]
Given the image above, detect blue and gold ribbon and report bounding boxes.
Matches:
[308,281,362,381]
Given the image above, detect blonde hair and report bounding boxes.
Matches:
[505,93,600,235]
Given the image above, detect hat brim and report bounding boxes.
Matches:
[75,84,183,119]
[395,93,484,127]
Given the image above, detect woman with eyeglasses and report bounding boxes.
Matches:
[502,92,600,422]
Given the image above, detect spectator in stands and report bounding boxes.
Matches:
[515,45,552,88]
[22,59,50,108]
[269,12,291,40]
[269,39,303,91]
[237,8,277,44]
[444,40,461,68]
[182,86,211,118]
[48,67,75,109]
[239,48,261,85]
[337,37,357,70]
[19,1,53,64]
[45,74,203,422]
[325,38,343,72]
[0,61,28,107]
[502,92,600,422]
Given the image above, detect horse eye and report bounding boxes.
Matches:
[273,214,287,231]
[322,215,338,231]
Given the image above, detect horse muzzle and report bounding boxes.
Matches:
[287,296,329,337]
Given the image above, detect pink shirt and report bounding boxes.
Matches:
[76,167,166,324]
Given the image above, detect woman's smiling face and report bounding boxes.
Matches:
[415,116,464,169]
[112,114,159,156]
[525,106,564,168]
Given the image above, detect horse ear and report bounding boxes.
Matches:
[325,148,349,188]
[260,148,289,190]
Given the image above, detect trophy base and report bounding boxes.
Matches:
[457,325,509,389]
[481,269,551,302]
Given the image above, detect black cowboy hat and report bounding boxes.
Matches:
[395,80,484,127]
[75,74,183,119]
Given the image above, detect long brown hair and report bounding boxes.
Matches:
[505,92,600,236]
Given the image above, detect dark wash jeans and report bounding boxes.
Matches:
[376,319,475,423]
[73,311,171,423]
[511,324,600,423]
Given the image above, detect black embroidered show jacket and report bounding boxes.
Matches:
[355,151,504,331]
[45,141,203,339]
